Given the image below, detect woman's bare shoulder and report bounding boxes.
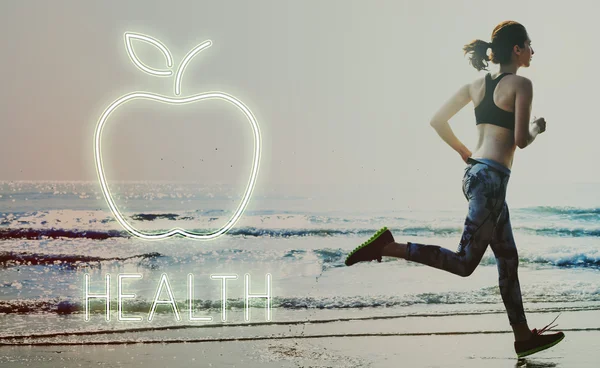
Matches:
[467,75,487,96]
[506,74,531,83]
[468,73,532,91]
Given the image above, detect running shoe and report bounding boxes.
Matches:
[345,227,394,266]
[514,314,565,358]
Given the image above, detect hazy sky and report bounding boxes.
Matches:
[1,1,598,209]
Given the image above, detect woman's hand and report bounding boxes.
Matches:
[531,116,546,134]
[459,147,472,163]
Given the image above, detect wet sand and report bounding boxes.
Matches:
[1,309,599,367]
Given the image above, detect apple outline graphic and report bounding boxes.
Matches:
[94,32,261,241]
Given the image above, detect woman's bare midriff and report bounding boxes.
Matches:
[470,123,517,169]
[469,73,520,170]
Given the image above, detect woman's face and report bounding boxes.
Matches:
[519,37,534,67]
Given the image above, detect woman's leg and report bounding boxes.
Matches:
[384,164,506,277]
[490,201,531,341]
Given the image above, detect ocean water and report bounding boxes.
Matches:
[1,181,599,344]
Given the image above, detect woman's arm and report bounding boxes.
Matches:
[429,83,473,162]
[514,77,546,148]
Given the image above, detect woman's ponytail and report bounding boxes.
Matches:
[462,39,492,71]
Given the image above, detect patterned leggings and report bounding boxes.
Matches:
[406,158,527,326]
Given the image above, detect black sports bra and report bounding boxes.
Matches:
[474,72,515,131]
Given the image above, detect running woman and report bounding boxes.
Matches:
[345,20,565,358]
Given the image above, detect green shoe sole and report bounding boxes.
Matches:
[345,227,391,266]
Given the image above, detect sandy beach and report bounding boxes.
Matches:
[2,309,599,367]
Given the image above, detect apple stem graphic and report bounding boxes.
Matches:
[174,40,212,96]
[124,32,213,96]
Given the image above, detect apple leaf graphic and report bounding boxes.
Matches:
[125,32,173,76]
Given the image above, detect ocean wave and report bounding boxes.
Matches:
[228,225,600,239]
[1,206,600,240]
[519,227,600,237]
[0,228,129,240]
[2,289,599,315]
[521,253,600,269]
[520,206,600,215]
[1,225,599,241]
[0,251,162,267]
[130,213,193,221]
[0,246,598,271]
[518,206,600,222]
[0,226,457,240]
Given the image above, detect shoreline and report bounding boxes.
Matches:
[2,309,599,367]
